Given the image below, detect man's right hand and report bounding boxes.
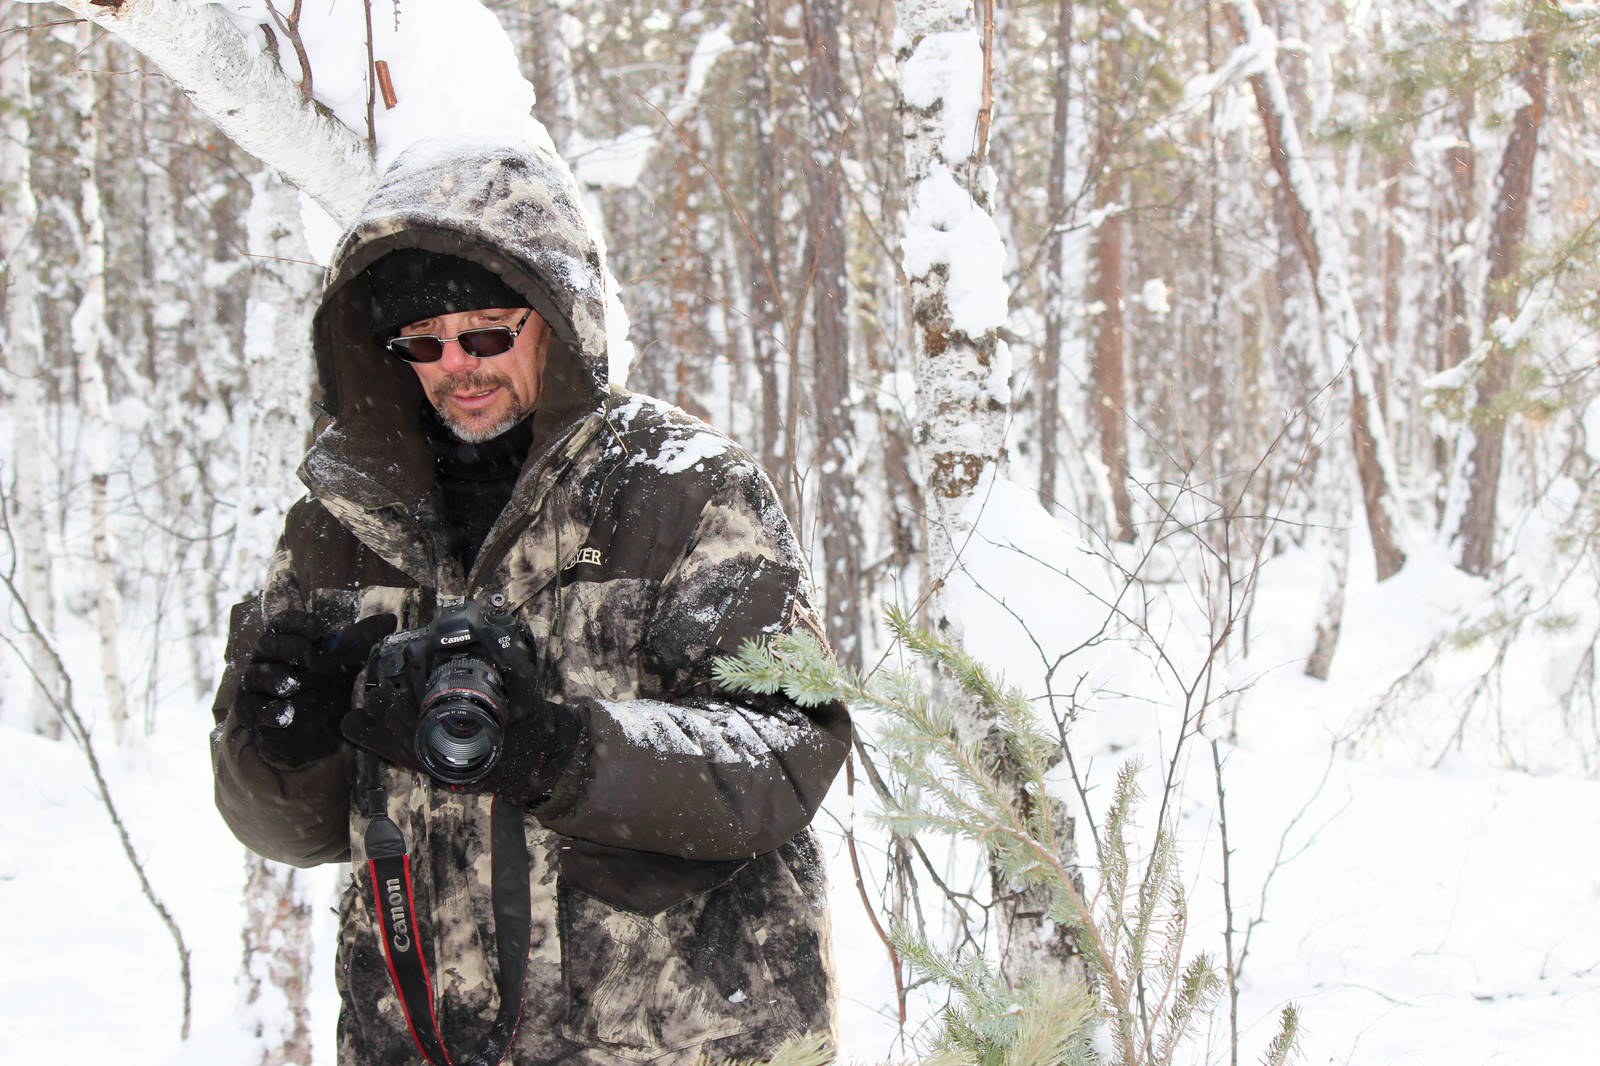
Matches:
[236,611,398,767]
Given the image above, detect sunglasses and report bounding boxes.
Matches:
[385,311,532,364]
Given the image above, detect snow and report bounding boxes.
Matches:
[628,431,731,475]
[7,471,1600,1063]
[594,699,801,766]
[217,0,542,174]
[568,126,656,190]
[901,164,1011,336]
[899,30,985,163]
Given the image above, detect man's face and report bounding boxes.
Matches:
[400,307,551,442]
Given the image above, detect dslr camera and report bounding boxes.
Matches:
[364,594,536,786]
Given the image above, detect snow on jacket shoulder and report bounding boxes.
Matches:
[210,136,845,1066]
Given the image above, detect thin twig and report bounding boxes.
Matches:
[0,481,192,1039]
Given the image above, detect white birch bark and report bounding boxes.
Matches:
[1,11,65,738]
[233,168,320,1066]
[22,0,376,223]
[233,168,317,581]
[70,25,131,741]
[895,0,1080,985]
[895,0,1012,600]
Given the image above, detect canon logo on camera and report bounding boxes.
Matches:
[439,632,471,645]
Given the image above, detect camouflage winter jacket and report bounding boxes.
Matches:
[210,136,849,1066]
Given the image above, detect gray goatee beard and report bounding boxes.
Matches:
[430,369,530,443]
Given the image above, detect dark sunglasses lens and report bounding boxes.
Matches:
[458,328,517,358]
[390,336,444,363]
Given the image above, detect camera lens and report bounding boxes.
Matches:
[415,657,506,785]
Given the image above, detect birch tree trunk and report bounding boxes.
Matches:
[804,0,863,669]
[1,8,65,738]
[897,0,1011,590]
[234,167,320,1066]
[28,0,375,223]
[1456,28,1548,576]
[70,25,131,742]
[896,0,1079,985]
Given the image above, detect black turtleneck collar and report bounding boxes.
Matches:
[419,405,535,570]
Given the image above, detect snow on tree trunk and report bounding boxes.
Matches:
[895,0,1080,986]
[1456,29,1548,577]
[33,0,376,223]
[233,167,320,1065]
[896,0,1012,592]
[70,26,131,742]
[805,0,864,670]
[1229,0,1408,583]
[2,15,65,739]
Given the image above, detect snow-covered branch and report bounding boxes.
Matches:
[33,0,376,223]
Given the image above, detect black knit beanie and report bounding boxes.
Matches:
[367,249,528,343]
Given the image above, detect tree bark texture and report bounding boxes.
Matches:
[70,27,131,741]
[747,0,789,513]
[804,0,863,669]
[1,10,65,738]
[1436,88,1476,493]
[1089,45,1133,542]
[1230,0,1407,581]
[1037,0,1072,514]
[897,0,1012,589]
[241,856,313,1065]
[1457,30,1548,577]
[33,0,377,223]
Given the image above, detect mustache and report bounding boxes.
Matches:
[428,368,511,406]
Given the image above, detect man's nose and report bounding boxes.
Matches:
[436,338,480,373]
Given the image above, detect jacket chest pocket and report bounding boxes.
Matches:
[556,879,794,1059]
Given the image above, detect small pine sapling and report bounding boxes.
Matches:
[715,608,1299,1066]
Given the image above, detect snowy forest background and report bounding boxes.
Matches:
[2,0,1599,1061]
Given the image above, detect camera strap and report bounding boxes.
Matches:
[363,784,532,1066]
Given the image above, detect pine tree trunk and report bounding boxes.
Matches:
[1456,30,1548,577]
[1089,50,1133,544]
[1,10,65,739]
[1037,0,1072,514]
[1230,0,1407,581]
[804,0,863,669]
[1436,88,1476,503]
[747,0,790,514]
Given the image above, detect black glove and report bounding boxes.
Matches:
[236,611,398,767]
[344,672,584,806]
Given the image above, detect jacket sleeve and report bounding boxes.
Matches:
[210,539,354,868]
[533,460,851,862]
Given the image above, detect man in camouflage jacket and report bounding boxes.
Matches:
[211,135,850,1066]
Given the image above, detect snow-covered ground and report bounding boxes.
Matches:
[5,482,1598,1064]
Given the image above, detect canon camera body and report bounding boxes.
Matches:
[365,595,535,786]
